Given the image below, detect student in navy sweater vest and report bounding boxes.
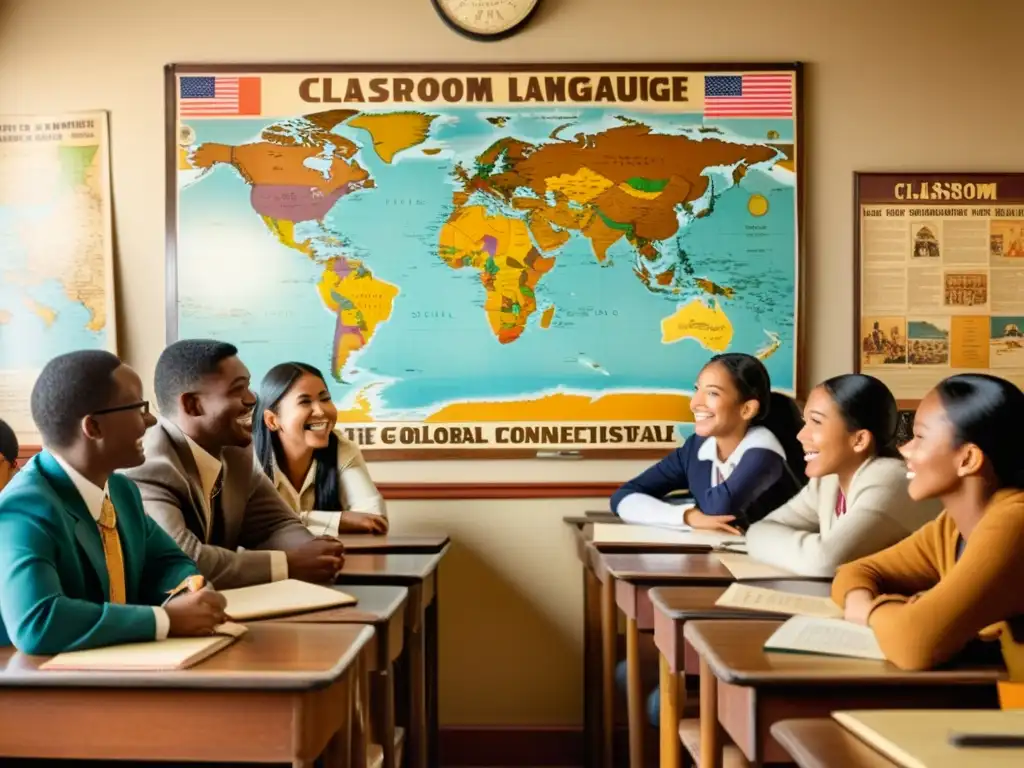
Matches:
[611,352,806,533]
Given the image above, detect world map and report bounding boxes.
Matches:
[174,90,798,448]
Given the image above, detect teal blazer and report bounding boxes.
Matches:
[0,451,200,654]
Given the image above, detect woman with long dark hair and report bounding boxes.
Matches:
[0,417,19,493]
[746,373,940,576]
[252,362,386,535]
[833,373,1024,670]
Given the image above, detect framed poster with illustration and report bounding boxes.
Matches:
[854,172,1024,407]
[167,63,804,460]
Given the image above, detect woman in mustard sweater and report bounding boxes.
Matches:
[832,373,1024,671]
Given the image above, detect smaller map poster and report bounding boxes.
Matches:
[169,65,802,457]
[855,173,1024,403]
[0,112,116,442]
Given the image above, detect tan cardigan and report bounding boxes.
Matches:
[746,457,940,577]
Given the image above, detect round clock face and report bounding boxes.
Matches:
[434,0,541,37]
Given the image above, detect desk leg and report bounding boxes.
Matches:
[698,657,722,768]
[372,662,398,768]
[322,674,355,768]
[583,563,603,768]
[626,616,644,768]
[427,574,440,767]
[353,655,371,768]
[659,655,680,768]
[600,573,616,768]
[409,623,429,768]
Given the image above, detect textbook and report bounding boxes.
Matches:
[833,709,1024,768]
[715,583,842,619]
[41,622,248,671]
[590,522,744,548]
[220,579,357,621]
[763,615,885,661]
[715,552,798,580]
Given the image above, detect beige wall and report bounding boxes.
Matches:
[2,0,1021,725]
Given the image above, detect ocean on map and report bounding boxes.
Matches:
[176,109,797,418]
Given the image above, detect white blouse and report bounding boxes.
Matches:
[271,433,386,536]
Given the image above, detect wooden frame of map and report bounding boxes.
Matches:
[166,63,805,461]
[854,172,1024,408]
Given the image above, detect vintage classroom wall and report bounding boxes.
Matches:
[1,0,1022,729]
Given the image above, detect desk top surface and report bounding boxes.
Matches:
[334,534,450,553]
[262,584,408,625]
[336,548,447,582]
[0,623,374,691]
[683,619,1006,686]
[599,551,734,582]
[649,582,833,621]
[770,719,897,768]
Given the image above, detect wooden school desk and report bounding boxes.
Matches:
[333,534,450,554]
[265,584,409,768]
[337,549,447,768]
[683,619,1004,766]
[649,582,833,768]
[0,623,373,768]
[771,719,900,768]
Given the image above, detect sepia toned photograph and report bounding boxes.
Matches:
[860,316,907,366]
[943,272,988,307]
[990,220,1024,259]
[908,318,950,366]
[912,222,941,259]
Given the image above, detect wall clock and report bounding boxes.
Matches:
[431,0,543,41]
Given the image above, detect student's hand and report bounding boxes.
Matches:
[287,537,346,583]
[683,508,744,536]
[165,589,228,636]
[843,588,876,625]
[339,511,389,535]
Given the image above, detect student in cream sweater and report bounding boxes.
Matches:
[746,374,940,577]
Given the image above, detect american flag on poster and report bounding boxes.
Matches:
[179,76,261,117]
[703,74,793,118]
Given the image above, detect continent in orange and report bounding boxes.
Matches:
[317,259,399,380]
[348,112,438,163]
[439,205,555,344]
[661,299,734,352]
[540,305,555,329]
[426,392,693,423]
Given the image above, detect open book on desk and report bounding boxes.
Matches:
[715,552,799,580]
[764,615,885,661]
[220,579,357,621]
[41,622,248,671]
[715,583,842,618]
[590,522,743,548]
[833,709,1024,768]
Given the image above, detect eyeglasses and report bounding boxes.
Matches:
[90,400,150,417]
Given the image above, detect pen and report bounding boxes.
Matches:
[949,732,1024,748]
[162,574,206,606]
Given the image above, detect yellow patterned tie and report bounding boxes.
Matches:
[98,496,127,604]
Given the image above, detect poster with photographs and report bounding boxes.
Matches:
[854,173,1024,404]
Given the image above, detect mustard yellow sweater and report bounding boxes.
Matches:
[832,488,1024,671]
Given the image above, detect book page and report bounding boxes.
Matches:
[591,522,743,548]
[764,615,885,661]
[715,552,797,580]
[834,710,1024,768]
[220,579,357,621]
[41,633,238,671]
[715,583,842,618]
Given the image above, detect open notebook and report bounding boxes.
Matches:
[834,709,1024,768]
[715,552,798,580]
[763,615,885,661]
[715,583,842,618]
[220,579,357,621]
[590,522,743,548]
[41,622,248,671]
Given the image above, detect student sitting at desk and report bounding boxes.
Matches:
[252,362,387,536]
[746,374,940,577]
[124,340,345,589]
[833,373,1024,671]
[0,416,18,492]
[610,352,805,533]
[0,351,227,655]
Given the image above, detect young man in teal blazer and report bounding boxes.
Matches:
[0,350,228,655]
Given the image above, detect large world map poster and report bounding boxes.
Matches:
[168,65,803,458]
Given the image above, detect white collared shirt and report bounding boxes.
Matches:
[271,433,386,536]
[696,426,787,487]
[182,433,288,582]
[51,453,170,640]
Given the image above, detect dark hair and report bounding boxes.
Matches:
[30,350,122,448]
[0,418,18,464]
[820,374,901,458]
[252,362,342,512]
[154,339,239,414]
[934,374,1024,489]
[703,353,806,481]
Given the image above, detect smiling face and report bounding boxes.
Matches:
[797,385,870,479]
[263,372,338,455]
[690,361,758,438]
[186,355,257,450]
[900,389,973,501]
[91,365,158,469]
